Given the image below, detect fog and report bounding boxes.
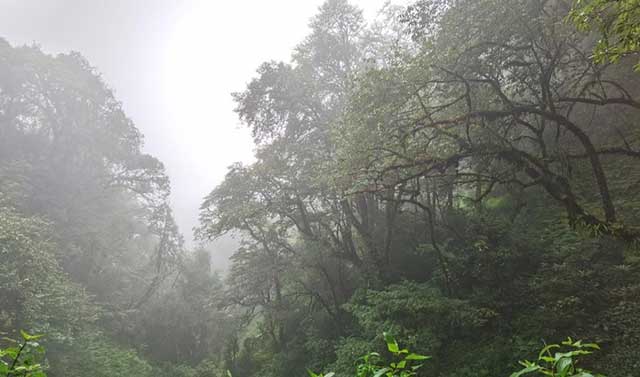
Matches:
[0,0,388,247]
[2,1,639,376]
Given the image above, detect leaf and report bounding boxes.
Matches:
[19,331,43,342]
[510,364,541,377]
[554,350,591,361]
[373,367,390,377]
[383,332,400,354]
[580,343,600,350]
[4,347,19,359]
[556,357,572,376]
[538,344,560,359]
[406,352,430,361]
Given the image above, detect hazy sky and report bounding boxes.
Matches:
[0,0,390,246]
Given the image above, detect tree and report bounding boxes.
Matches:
[198,1,392,374]
[0,206,94,341]
[0,39,185,377]
[337,0,640,243]
[0,38,184,327]
[569,0,640,70]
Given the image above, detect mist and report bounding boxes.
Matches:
[1,0,639,376]
[0,0,388,248]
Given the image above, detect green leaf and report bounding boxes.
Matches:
[383,332,399,354]
[4,347,19,359]
[405,353,430,361]
[373,367,390,377]
[581,343,600,350]
[510,364,541,377]
[19,331,43,342]
[556,357,572,376]
[538,344,560,359]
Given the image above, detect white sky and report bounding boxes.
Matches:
[0,0,391,246]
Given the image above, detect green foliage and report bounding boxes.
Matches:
[314,334,607,377]
[359,333,430,377]
[0,36,196,377]
[308,371,335,377]
[0,205,97,337]
[2,0,640,376]
[198,0,640,375]
[51,334,152,377]
[311,333,430,377]
[568,0,640,70]
[511,338,604,377]
[0,331,46,377]
[151,359,226,377]
[344,281,497,354]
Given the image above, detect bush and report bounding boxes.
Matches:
[0,331,47,377]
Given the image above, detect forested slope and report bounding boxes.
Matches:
[197,0,640,376]
[2,0,640,377]
[0,39,232,377]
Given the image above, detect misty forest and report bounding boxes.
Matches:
[2,0,640,376]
